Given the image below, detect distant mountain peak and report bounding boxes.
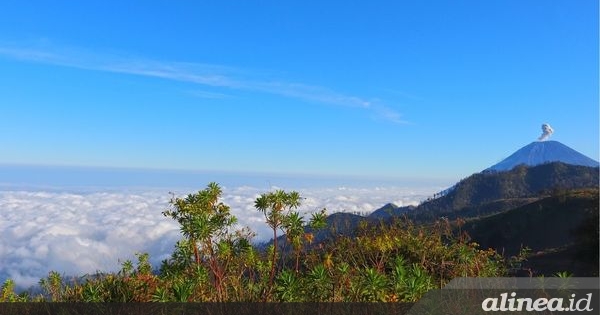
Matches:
[368,203,415,220]
[486,140,599,172]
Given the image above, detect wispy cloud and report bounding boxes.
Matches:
[0,42,406,124]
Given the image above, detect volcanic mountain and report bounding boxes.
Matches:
[486,140,599,172]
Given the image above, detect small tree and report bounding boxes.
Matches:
[282,211,304,272]
[39,271,64,302]
[162,182,237,300]
[255,190,301,297]
[285,208,328,273]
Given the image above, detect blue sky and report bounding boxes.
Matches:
[0,1,597,182]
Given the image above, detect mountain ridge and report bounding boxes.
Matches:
[413,162,598,221]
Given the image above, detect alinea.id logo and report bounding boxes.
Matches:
[403,278,600,315]
[481,292,593,312]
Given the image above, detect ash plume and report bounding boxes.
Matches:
[538,123,554,141]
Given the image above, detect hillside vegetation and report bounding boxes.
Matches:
[463,188,599,276]
[292,163,599,278]
[414,162,598,221]
[1,183,505,302]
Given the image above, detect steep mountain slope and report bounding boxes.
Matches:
[463,189,599,276]
[463,189,598,256]
[486,141,599,172]
[413,162,599,221]
[289,162,598,246]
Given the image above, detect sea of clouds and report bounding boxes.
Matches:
[0,182,441,290]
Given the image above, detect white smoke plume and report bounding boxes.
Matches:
[538,123,554,141]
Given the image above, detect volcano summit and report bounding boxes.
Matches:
[486,140,599,172]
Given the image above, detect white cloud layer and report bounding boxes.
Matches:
[0,185,436,289]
